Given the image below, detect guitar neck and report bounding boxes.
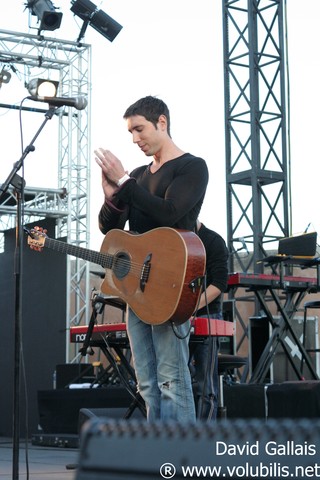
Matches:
[44,237,112,269]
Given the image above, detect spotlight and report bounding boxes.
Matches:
[70,0,122,43]
[26,78,59,97]
[26,78,87,110]
[27,0,63,32]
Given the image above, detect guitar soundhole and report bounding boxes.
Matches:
[113,252,131,279]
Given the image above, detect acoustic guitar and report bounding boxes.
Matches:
[26,227,206,325]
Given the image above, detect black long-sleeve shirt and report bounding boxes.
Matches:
[99,153,209,234]
[196,223,229,316]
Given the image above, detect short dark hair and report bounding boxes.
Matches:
[123,96,171,137]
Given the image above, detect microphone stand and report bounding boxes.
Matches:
[0,105,58,480]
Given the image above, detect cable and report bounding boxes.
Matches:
[171,274,207,340]
[196,276,218,421]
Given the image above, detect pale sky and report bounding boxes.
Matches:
[1,1,320,251]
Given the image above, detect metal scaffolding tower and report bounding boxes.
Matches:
[222,0,290,364]
[0,30,91,361]
[222,0,289,274]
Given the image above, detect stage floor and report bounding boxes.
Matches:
[0,437,78,479]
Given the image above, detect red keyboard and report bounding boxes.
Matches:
[70,323,127,345]
[190,317,234,336]
[228,272,317,289]
[69,318,234,345]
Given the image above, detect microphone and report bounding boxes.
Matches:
[27,95,88,111]
[239,237,249,255]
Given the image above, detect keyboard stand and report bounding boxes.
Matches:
[250,256,320,383]
[78,293,146,418]
[97,338,146,418]
[249,287,318,383]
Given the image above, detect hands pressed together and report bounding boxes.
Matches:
[94,148,127,200]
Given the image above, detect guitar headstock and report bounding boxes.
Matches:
[25,226,48,252]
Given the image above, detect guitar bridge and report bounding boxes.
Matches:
[140,253,152,292]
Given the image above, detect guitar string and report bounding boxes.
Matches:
[99,253,150,280]
[32,235,150,280]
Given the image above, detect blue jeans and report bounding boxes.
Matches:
[127,308,196,422]
[190,313,221,421]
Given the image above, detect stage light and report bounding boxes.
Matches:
[27,0,63,32]
[26,78,59,97]
[70,0,122,43]
[89,9,123,42]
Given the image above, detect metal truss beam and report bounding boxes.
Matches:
[223,0,289,274]
[222,0,290,366]
[0,30,91,361]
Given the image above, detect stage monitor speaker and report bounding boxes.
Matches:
[78,406,144,433]
[223,383,267,418]
[75,417,320,480]
[55,363,95,389]
[37,387,140,434]
[267,380,320,418]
